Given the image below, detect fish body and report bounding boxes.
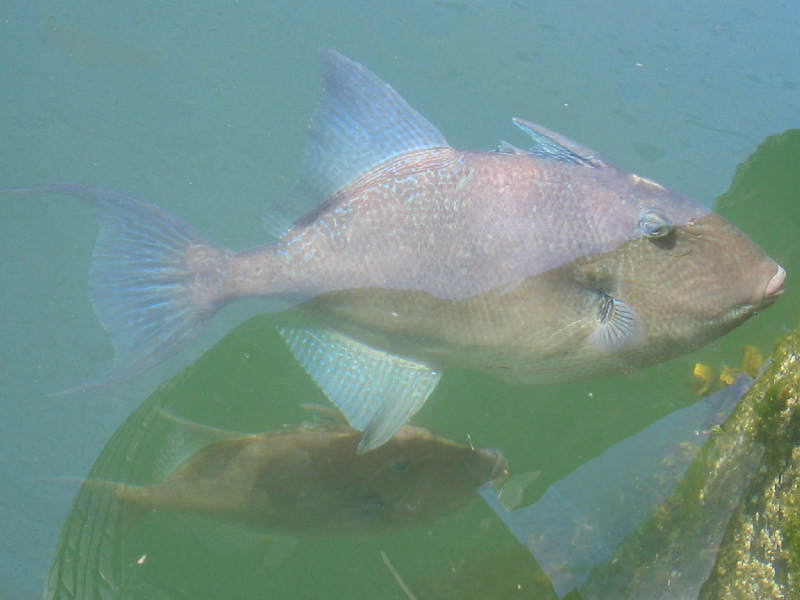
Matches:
[255,147,774,384]
[108,421,507,534]
[2,51,784,451]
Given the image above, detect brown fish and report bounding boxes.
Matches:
[103,416,507,535]
[2,50,784,452]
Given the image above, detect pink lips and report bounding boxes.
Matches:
[765,265,786,299]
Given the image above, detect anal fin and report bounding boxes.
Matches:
[277,322,441,453]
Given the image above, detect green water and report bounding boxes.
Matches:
[43,129,800,599]
[2,2,800,598]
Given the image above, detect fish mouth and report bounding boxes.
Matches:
[763,265,786,302]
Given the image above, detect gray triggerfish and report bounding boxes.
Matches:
[100,411,508,535]
[3,51,784,452]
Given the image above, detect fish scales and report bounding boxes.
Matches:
[237,150,650,300]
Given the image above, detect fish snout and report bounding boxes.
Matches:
[763,265,786,302]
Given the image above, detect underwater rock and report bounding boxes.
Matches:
[480,374,752,597]
[698,326,800,599]
[574,325,800,599]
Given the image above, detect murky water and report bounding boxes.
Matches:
[2,2,799,598]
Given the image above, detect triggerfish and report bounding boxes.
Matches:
[98,411,508,535]
[3,50,784,451]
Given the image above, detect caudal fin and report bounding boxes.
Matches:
[3,184,232,392]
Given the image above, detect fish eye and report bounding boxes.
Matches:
[638,210,672,239]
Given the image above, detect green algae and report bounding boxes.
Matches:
[698,328,800,599]
[568,327,800,599]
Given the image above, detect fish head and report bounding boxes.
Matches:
[570,171,784,368]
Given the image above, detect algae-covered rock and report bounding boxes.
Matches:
[698,128,800,598]
[480,375,751,598]
[699,327,800,599]
[573,325,800,600]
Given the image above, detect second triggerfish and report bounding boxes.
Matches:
[4,51,784,451]
[101,414,508,535]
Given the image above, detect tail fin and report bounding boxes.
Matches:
[4,184,232,391]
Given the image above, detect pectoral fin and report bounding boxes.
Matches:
[277,322,441,453]
[588,297,646,353]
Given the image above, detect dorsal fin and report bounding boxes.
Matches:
[151,409,245,480]
[511,117,609,168]
[493,140,526,155]
[264,50,449,237]
[306,49,449,195]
